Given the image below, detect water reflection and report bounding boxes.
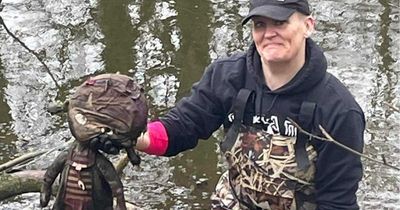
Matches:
[131,0,179,111]
[358,1,400,209]
[97,0,136,74]
[0,66,17,163]
[0,0,399,209]
[208,0,249,60]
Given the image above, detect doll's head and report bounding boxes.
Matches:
[67,73,148,148]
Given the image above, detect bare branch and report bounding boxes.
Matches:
[0,140,73,172]
[319,125,400,171]
[114,154,129,176]
[0,150,46,172]
[383,101,400,113]
[288,118,330,142]
[0,16,61,89]
[288,118,400,171]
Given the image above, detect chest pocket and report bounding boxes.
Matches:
[220,89,317,210]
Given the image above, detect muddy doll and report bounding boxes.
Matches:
[40,73,148,210]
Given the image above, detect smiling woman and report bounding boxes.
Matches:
[0,0,399,209]
[250,12,315,90]
[130,0,364,209]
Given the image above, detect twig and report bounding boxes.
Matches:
[12,140,73,171]
[288,118,400,171]
[0,150,46,172]
[288,118,329,142]
[381,154,387,165]
[383,101,400,113]
[0,139,73,172]
[114,154,129,176]
[0,16,61,89]
[319,126,400,171]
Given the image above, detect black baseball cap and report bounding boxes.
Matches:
[242,0,311,25]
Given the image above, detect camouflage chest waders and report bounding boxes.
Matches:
[211,88,321,210]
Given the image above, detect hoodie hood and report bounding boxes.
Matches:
[246,38,327,95]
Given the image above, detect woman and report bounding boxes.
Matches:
[98,0,365,209]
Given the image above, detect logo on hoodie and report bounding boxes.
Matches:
[227,113,297,137]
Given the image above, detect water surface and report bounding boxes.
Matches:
[0,0,398,209]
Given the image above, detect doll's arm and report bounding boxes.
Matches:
[40,150,68,207]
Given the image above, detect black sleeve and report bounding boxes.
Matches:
[160,63,228,156]
[43,150,68,185]
[315,110,365,210]
[96,154,125,196]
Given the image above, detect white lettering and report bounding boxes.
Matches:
[284,120,297,137]
[271,116,280,133]
[229,114,298,137]
[261,116,269,124]
[228,113,234,122]
[265,116,280,134]
[253,115,261,124]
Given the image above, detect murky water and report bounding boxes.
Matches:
[0,0,399,209]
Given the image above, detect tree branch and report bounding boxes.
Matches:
[114,154,129,176]
[0,15,61,89]
[383,101,400,113]
[288,118,400,171]
[0,150,46,172]
[0,140,73,173]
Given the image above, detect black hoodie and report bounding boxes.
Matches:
[160,39,365,210]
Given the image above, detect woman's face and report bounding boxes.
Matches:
[251,12,314,64]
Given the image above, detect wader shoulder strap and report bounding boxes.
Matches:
[220,89,254,153]
[296,102,316,170]
[295,73,331,170]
